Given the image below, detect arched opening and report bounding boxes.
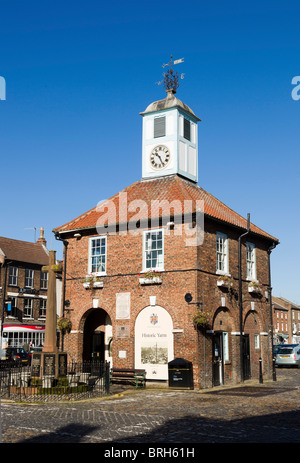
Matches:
[82,308,112,363]
[212,306,233,386]
[244,310,262,379]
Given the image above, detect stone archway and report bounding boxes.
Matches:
[82,308,112,363]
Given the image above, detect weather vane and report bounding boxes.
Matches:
[157,55,185,93]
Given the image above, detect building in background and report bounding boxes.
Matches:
[0,228,62,349]
[272,296,300,344]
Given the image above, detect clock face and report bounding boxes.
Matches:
[150,145,170,169]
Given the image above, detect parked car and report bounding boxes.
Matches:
[275,345,300,368]
[274,344,299,356]
[273,345,281,355]
[0,347,30,364]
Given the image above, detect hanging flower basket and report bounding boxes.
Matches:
[192,311,211,329]
[248,281,262,293]
[217,275,233,289]
[82,274,103,289]
[57,317,72,334]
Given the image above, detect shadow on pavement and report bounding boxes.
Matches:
[18,423,99,443]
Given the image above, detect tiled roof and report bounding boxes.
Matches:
[0,236,49,265]
[53,175,278,242]
[272,296,300,310]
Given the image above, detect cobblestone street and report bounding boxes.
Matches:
[1,368,300,445]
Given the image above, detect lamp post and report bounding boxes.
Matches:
[0,260,12,346]
[0,259,11,444]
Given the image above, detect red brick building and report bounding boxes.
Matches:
[0,229,49,349]
[272,296,300,345]
[53,89,279,388]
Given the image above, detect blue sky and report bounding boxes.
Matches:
[0,0,299,303]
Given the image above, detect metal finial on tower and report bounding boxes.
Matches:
[156,55,185,93]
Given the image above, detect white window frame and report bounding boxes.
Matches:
[246,242,256,281]
[23,298,33,319]
[40,271,48,290]
[39,298,47,319]
[25,269,34,288]
[222,332,229,362]
[216,232,228,274]
[8,266,18,286]
[88,236,107,275]
[254,334,260,349]
[143,229,164,272]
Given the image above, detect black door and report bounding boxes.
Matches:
[242,334,251,380]
[213,332,224,386]
[91,332,104,361]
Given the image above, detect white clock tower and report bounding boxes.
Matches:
[140,88,201,183]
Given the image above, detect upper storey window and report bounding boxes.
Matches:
[246,242,256,280]
[89,236,107,274]
[25,269,34,288]
[154,116,166,138]
[40,271,48,290]
[216,232,228,274]
[143,229,164,271]
[8,266,18,286]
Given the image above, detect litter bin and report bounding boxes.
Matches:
[168,358,193,389]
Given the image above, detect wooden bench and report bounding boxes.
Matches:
[110,368,146,389]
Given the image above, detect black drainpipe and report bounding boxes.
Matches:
[238,213,251,383]
[267,241,278,381]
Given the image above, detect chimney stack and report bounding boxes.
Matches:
[37,227,47,245]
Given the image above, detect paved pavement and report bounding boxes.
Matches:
[1,368,300,445]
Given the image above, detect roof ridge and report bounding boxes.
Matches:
[0,236,46,245]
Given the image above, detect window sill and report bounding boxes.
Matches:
[83,282,104,289]
[139,277,162,285]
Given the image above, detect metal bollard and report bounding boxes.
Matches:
[259,357,263,384]
[272,357,277,381]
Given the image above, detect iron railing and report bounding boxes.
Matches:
[0,360,110,402]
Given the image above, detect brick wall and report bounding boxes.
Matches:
[61,217,274,388]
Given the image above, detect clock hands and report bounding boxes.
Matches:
[155,153,163,164]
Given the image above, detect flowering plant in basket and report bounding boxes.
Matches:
[139,269,158,280]
[192,311,211,328]
[57,317,72,334]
